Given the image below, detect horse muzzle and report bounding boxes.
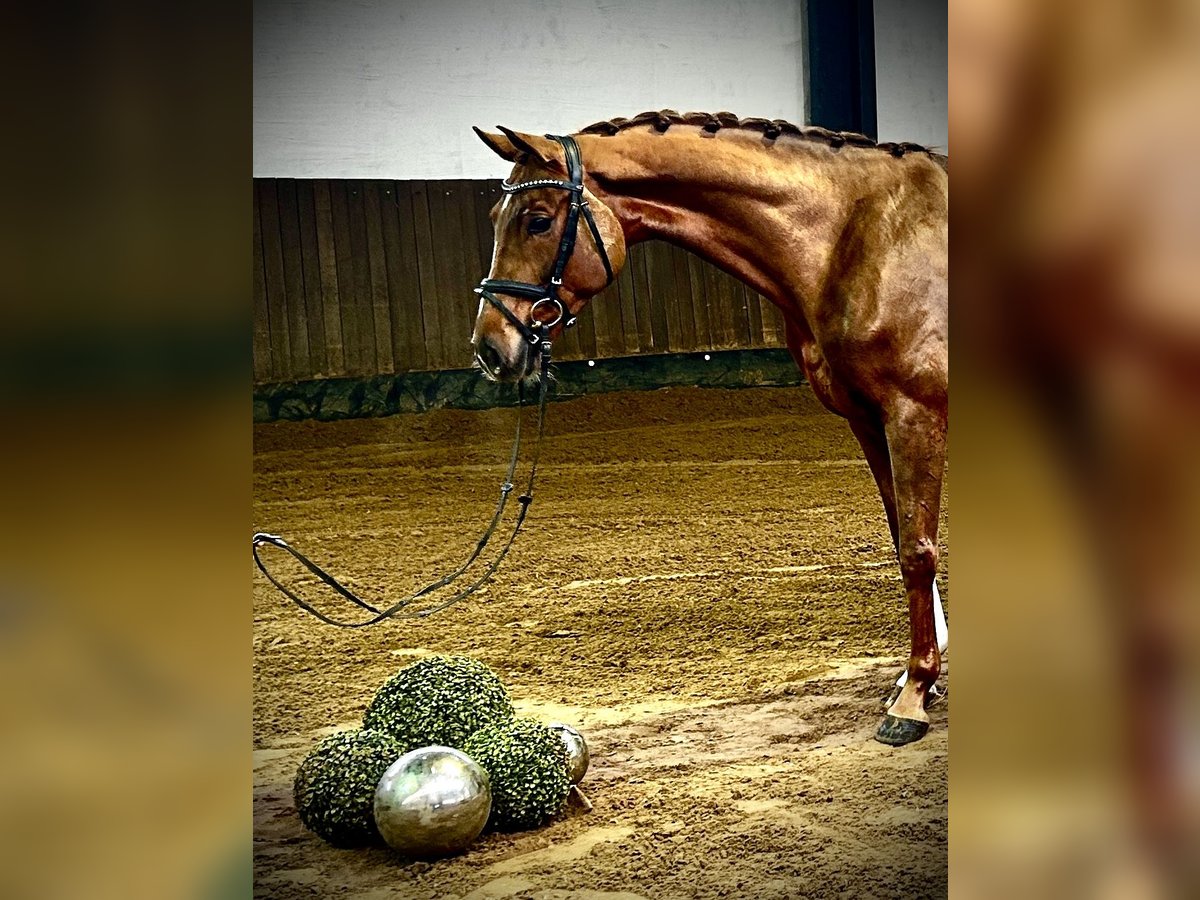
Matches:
[472,332,536,383]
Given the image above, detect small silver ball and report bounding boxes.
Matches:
[373,746,491,858]
[548,722,589,784]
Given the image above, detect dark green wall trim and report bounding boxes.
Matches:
[253,348,804,422]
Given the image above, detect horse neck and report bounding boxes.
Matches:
[579,130,854,308]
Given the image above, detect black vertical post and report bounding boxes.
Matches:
[803,0,877,138]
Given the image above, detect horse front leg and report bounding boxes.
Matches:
[875,395,948,746]
[848,416,949,710]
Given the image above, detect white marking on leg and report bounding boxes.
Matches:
[896,577,948,687]
[933,578,948,653]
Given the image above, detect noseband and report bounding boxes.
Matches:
[475,133,614,346]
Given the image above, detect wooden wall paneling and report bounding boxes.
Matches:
[699,258,723,348]
[552,300,583,360]
[744,286,764,347]
[718,269,746,349]
[345,183,379,375]
[627,245,656,352]
[362,181,395,373]
[471,182,496,275]
[406,181,445,370]
[424,181,472,370]
[294,181,328,375]
[612,251,640,354]
[609,244,638,355]
[451,179,482,280]
[449,180,483,366]
[574,285,598,360]
[328,181,366,375]
[311,181,345,376]
[252,187,273,382]
[450,179,488,364]
[727,272,749,347]
[684,251,712,350]
[275,179,313,376]
[702,263,738,349]
[667,245,698,351]
[257,180,293,381]
[380,181,426,372]
[643,244,671,351]
[644,242,681,352]
[728,271,751,347]
[573,304,597,362]
[587,281,622,358]
[752,292,769,345]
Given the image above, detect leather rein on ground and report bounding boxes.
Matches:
[251,134,611,625]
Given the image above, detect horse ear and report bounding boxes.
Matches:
[473,126,524,163]
[495,126,565,172]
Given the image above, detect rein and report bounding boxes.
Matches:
[252,133,608,626]
[252,347,549,625]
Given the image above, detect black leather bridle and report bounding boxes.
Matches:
[475,133,614,346]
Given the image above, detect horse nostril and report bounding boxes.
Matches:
[476,339,503,374]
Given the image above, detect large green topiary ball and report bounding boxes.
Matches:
[363,655,514,753]
[463,717,570,832]
[293,728,403,847]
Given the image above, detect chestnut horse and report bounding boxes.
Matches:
[470,111,948,746]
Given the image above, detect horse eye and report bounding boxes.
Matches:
[526,216,552,235]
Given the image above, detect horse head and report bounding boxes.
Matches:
[470,126,626,381]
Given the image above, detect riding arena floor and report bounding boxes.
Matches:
[253,383,949,899]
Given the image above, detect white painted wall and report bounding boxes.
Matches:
[873,0,948,150]
[254,0,804,179]
[254,1,948,177]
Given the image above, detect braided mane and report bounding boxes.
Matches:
[578,109,943,163]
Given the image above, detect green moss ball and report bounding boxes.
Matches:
[293,728,403,847]
[463,717,570,831]
[362,655,514,753]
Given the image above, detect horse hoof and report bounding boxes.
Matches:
[874,714,930,746]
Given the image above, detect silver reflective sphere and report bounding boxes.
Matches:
[372,746,491,858]
[548,723,589,784]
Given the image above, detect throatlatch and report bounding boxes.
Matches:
[253,134,609,626]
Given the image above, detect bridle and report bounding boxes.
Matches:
[475,133,614,347]
[251,133,611,626]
